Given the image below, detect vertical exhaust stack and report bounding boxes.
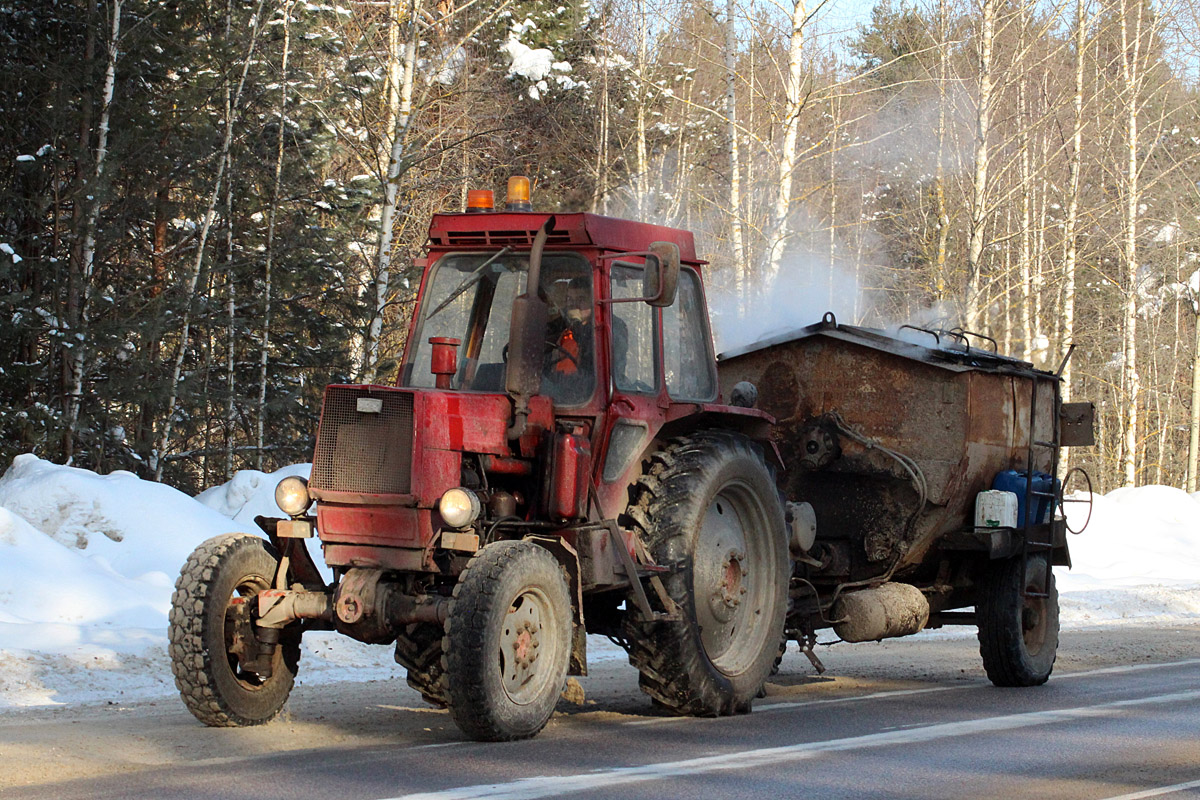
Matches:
[506,215,555,440]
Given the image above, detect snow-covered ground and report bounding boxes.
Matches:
[0,454,1196,711]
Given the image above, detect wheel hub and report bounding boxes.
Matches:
[511,620,539,668]
[500,590,554,704]
[708,548,748,623]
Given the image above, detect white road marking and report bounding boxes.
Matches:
[622,658,1200,726]
[1099,779,1200,799]
[1055,658,1200,681]
[387,689,1200,800]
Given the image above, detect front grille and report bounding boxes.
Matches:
[311,387,414,495]
[443,229,574,247]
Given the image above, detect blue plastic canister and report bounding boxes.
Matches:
[991,470,1058,527]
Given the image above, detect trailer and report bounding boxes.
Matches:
[717,316,1093,682]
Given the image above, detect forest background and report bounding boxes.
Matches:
[2,0,1198,495]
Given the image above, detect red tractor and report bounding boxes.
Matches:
[170,182,1090,742]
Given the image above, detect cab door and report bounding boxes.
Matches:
[593,261,667,518]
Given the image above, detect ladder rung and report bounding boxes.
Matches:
[1034,440,1057,448]
[1029,490,1056,497]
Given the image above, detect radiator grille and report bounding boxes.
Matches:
[311,387,414,495]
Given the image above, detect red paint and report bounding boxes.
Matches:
[322,543,434,572]
[548,431,591,521]
[418,392,511,455]
[426,212,702,264]
[317,503,434,548]
[429,337,460,390]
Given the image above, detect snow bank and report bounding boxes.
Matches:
[0,454,257,579]
[1058,486,1200,624]
[0,453,1196,709]
[0,456,391,709]
[195,462,310,524]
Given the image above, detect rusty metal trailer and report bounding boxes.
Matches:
[717,314,1091,671]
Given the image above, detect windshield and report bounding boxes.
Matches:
[403,252,595,406]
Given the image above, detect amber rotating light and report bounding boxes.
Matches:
[505,176,532,211]
[466,189,494,213]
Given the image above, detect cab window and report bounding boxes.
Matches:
[663,269,716,401]
[404,252,595,407]
[610,264,658,394]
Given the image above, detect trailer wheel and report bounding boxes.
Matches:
[442,540,571,741]
[977,554,1059,686]
[624,431,789,715]
[394,623,447,707]
[169,534,300,726]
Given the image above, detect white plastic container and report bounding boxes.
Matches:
[975,490,1018,529]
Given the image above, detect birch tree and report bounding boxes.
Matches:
[724,0,747,296]
[65,0,123,462]
[964,0,997,329]
[764,0,807,284]
[155,0,267,480]
[364,0,423,380]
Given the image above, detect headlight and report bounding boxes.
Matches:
[275,476,311,516]
[439,488,481,529]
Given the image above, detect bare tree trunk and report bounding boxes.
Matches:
[364,0,423,380]
[223,0,237,480]
[753,0,811,286]
[1188,305,1200,491]
[591,7,609,215]
[258,1,293,470]
[156,0,266,480]
[66,0,123,462]
[827,93,838,311]
[1018,79,1032,362]
[1059,0,1088,482]
[934,0,950,299]
[1118,0,1144,486]
[965,0,996,330]
[724,0,746,301]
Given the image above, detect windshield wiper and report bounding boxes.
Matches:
[426,246,513,319]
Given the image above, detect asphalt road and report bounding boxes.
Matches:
[3,624,1199,800]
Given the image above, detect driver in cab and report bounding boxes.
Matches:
[544,277,595,403]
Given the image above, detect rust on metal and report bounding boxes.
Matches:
[717,320,1061,580]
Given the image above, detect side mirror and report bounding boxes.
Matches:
[643,242,680,307]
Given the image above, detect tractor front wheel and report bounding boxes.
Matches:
[442,540,572,741]
[169,534,300,726]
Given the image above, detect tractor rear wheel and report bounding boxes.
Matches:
[623,431,789,715]
[169,533,300,726]
[977,554,1059,686]
[442,540,572,741]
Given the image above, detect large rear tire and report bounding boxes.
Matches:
[442,540,572,741]
[977,554,1059,686]
[169,534,300,726]
[624,431,789,715]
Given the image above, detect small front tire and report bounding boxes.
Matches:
[169,533,299,726]
[442,540,572,741]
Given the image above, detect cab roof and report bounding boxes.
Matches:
[427,211,702,265]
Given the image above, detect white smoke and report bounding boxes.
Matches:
[707,253,871,356]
